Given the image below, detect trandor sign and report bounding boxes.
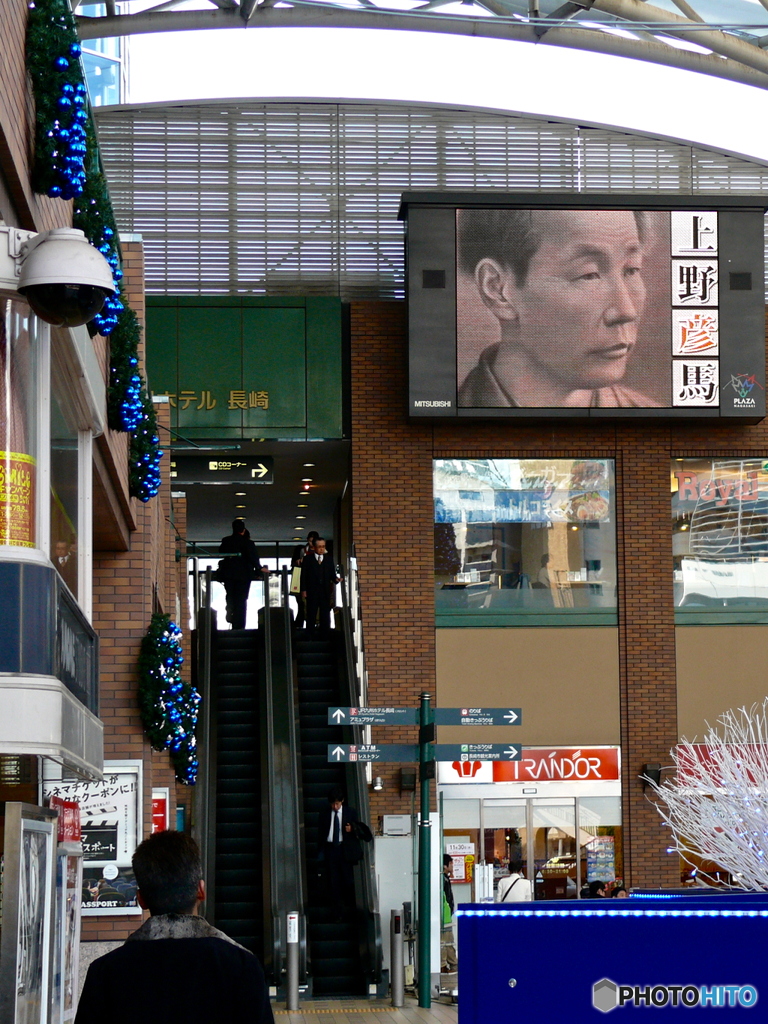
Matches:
[438,747,620,784]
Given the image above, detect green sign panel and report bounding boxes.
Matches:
[146,297,343,440]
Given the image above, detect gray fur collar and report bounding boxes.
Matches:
[127,914,247,950]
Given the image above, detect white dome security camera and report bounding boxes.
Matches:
[17,228,116,328]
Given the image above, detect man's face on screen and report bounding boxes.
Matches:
[492,210,646,390]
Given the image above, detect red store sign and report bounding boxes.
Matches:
[442,747,620,784]
[49,795,81,842]
[493,747,620,783]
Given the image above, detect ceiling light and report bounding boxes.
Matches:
[236,505,245,509]
[302,478,313,482]
[303,463,315,467]
[298,504,307,508]
[235,492,246,496]
[296,515,306,519]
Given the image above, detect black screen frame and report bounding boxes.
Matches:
[401,193,767,422]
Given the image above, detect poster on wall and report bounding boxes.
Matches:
[586,836,616,882]
[404,194,766,421]
[42,762,143,917]
[0,451,36,547]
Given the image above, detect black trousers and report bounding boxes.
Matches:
[224,580,251,629]
[305,589,331,631]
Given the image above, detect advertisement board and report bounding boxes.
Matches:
[42,762,142,917]
[402,193,766,421]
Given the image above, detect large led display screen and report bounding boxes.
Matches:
[402,194,766,420]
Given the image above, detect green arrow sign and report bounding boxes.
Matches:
[327,744,418,763]
[433,743,522,761]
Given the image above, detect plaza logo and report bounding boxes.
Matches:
[593,979,758,1012]
[727,373,764,409]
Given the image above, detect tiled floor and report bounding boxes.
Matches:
[273,993,458,1023]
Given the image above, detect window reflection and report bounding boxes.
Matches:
[434,459,617,623]
[672,458,768,619]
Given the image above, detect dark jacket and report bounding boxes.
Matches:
[74,914,273,1024]
[317,803,370,865]
[219,532,262,583]
[300,551,336,598]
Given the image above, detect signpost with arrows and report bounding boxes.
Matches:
[326,697,523,1008]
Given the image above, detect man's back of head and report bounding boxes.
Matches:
[132,830,202,916]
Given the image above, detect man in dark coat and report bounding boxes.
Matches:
[218,518,265,629]
[75,830,273,1024]
[299,536,338,631]
[317,786,370,920]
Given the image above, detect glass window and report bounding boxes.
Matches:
[50,389,79,600]
[672,458,768,623]
[0,301,41,548]
[435,458,617,625]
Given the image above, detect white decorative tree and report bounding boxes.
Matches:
[650,700,768,891]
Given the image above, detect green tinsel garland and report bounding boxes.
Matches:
[138,614,200,785]
[107,308,143,433]
[129,392,163,502]
[26,0,87,199]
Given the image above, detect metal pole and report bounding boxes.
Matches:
[286,912,299,1011]
[418,691,433,1009]
[391,908,404,1007]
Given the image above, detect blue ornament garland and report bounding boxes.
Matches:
[138,615,200,785]
[26,0,161,502]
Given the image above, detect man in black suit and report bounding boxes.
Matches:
[218,519,265,629]
[300,536,338,632]
[317,786,367,920]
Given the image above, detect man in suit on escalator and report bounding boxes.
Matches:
[300,536,338,632]
[317,786,371,921]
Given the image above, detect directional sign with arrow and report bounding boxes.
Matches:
[326,707,419,726]
[433,743,522,761]
[433,708,522,726]
[171,455,274,485]
[327,744,418,763]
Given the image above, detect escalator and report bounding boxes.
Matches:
[194,573,307,994]
[296,634,365,995]
[211,629,264,958]
[193,567,379,999]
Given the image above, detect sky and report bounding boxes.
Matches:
[126,27,768,166]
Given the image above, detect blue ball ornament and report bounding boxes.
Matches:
[58,96,72,110]
[55,57,69,70]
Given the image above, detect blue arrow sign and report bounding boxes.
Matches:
[433,743,522,761]
[327,744,418,763]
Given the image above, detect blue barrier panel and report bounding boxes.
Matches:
[458,894,768,1020]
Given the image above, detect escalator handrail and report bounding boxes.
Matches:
[339,572,383,983]
[261,572,308,986]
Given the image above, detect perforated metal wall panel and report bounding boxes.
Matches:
[93,101,768,299]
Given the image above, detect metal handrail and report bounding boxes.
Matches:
[339,572,383,985]
[262,570,308,989]
[192,566,217,920]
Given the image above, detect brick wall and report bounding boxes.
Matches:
[350,300,768,888]
[0,0,75,232]
[83,247,183,943]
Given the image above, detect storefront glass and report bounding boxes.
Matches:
[444,794,623,900]
[50,387,80,600]
[435,458,617,625]
[672,458,768,622]
[0,301,40,548]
